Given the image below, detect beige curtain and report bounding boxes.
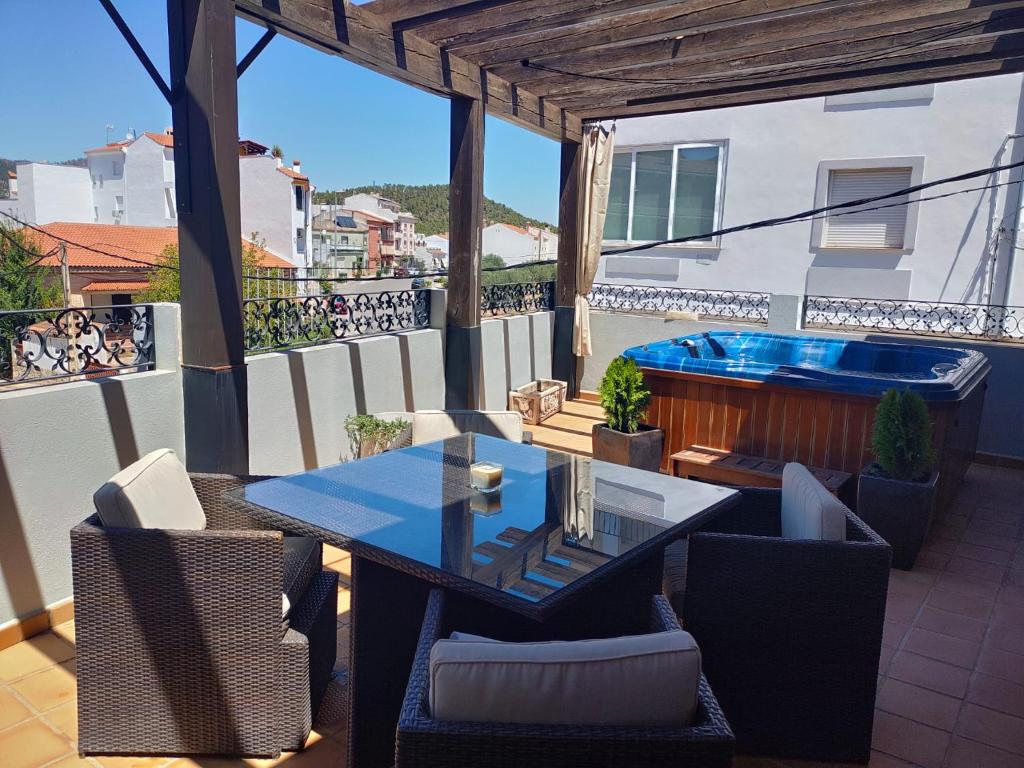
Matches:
[572,123,615,357]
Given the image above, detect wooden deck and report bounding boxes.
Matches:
[530,397,603,457]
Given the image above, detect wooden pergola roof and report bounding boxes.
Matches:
[236,0,1024,141]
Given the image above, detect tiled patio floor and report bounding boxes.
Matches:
[1,404,1022,767]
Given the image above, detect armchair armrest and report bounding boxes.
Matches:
[188,472,279,530]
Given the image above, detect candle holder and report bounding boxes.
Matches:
[470,488,502,516]
[469,461,503,493]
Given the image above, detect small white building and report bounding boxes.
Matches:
[598,73,1024,307]
[482,223,559,266]
[239,156,311,269]
[5,163,93,225]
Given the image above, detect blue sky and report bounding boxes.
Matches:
[0,0,561,223]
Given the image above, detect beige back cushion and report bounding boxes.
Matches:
[411,410,523,444]
[429,630,701,726]
[781,462,847,541]
[93,448,206,530]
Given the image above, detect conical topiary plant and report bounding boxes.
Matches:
[598,356,651,434]
[871,388,935,482]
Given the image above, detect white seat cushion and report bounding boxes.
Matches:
[781,462,847,541]
[429,630,701,726]
[93,448,206,530]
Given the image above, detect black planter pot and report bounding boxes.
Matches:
[857,465,939,570]
[591,423,665,473]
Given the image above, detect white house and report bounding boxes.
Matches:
[598,73,1024,308]
[482,222,559,266]
[8,131,312,269]
[343,192,418,259]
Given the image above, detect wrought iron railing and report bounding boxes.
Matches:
[803,296,1024,341]
[0,305,155,389]
[243,289,431,353]
[481,281,555,317]
[587,284,771,324]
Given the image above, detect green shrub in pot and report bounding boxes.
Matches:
[345,414,410,458]
[858,389,938,570]
[592,356,664,472]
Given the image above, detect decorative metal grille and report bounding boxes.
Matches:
[481,281,555,316]
[0,305,155,389]
[803,296,1024,342]
[243,289,431,353]
[587,284,771,324]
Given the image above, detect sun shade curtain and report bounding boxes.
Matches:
[573,124,615,358]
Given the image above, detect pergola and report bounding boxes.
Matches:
[148,0,1024,472]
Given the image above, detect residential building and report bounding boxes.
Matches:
[482,222,559,266]
[598,74,1024,307]
[311,209,369,274]
[343,192,417,267]
[395,211,418,258]
[7,132,313,269]
[343,192,401,215]
[26,222,293,308]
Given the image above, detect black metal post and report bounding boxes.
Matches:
[167,0,249,473]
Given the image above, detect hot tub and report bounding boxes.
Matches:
[622,331,989,511]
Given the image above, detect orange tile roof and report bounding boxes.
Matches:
[6,171,15,179]
[500,223,531,236]
[143,132,175,148]
[277,166,309,182]
[81,280,151,293]
[84,141,129,154]
[27,222,293,270]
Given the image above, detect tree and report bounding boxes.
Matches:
[482,254,506,271]
[271,144,284,159]
[135,233,281,302]
[0,224,61,311]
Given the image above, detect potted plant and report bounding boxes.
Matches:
[857,389,938,570]
[345,414,410,458]
[592,356,664,472]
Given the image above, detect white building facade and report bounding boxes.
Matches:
[482,222,559,266]
[598,73,1024,308]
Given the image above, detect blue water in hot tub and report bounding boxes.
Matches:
[622,331,988,401]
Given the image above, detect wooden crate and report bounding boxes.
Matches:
[508,379,567,425]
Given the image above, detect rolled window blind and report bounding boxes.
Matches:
[823,168,912,248]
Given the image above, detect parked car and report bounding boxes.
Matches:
[411,277,429,289]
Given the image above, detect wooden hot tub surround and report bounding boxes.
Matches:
[642,365,989,514]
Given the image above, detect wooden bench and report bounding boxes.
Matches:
[670,445,852,497]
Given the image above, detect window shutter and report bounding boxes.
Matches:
[823,168,912,248]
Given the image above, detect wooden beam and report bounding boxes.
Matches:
[450,0,838,67]
[510,4,1024,101]
[582,54,1024,119]
[168,0,249,473]
[445,96,485,409]
[488,0,1023,85]
[233,0,581,141]
[552,27,1024,111]
[361,0,512,25]
[553,138,581,396]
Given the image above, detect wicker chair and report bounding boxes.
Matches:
[673,486,891,764]
[71,473,337,758]
[395,589,735,768]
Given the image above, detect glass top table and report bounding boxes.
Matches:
[234,432,739,617]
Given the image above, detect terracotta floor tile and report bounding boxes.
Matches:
[871,710,949,768]
[336,588,350,616]
[902,627,980,669]
[934,573,1001,601]
[876,677,961,731]
[11,661,77,712]
[882,620,911,649]
[867,751,917,768]
[967,518,1020,540]
[957,703,1024,756]
[975,506,1024,525]
[0,718,72,768]
[926,588,994,621]
[47,755,99,768]
[922,537,957,556]
[885,595,924,624]
[94,756,176,767]
[914,551,949,571]
[944,556,1007,583]
[914,606,988,644]
[988,624,1024,655]
[945,736,1024,768]
[954,542,1013,566]
[961,529,1019,553]
[43,700,78,743]
[321,544,347,565]
[992,601,1024,628]
[50,621,76,647]
[977,645,1024,686]
[967,672,1024,719]
[887,578,932,603]
[878,645,896,676]
[888,650,971,698]
[0,686,34,730]
[0,634,75,683]
[999,584,1024,607]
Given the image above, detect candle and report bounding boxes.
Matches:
[471,489,502,516]
[470,461,503,491]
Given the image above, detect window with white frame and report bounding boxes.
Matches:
[604,143,724,244]
[822,167,913,249]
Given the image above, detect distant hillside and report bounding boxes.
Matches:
[0,157,86,199]
[314,184,556,236]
